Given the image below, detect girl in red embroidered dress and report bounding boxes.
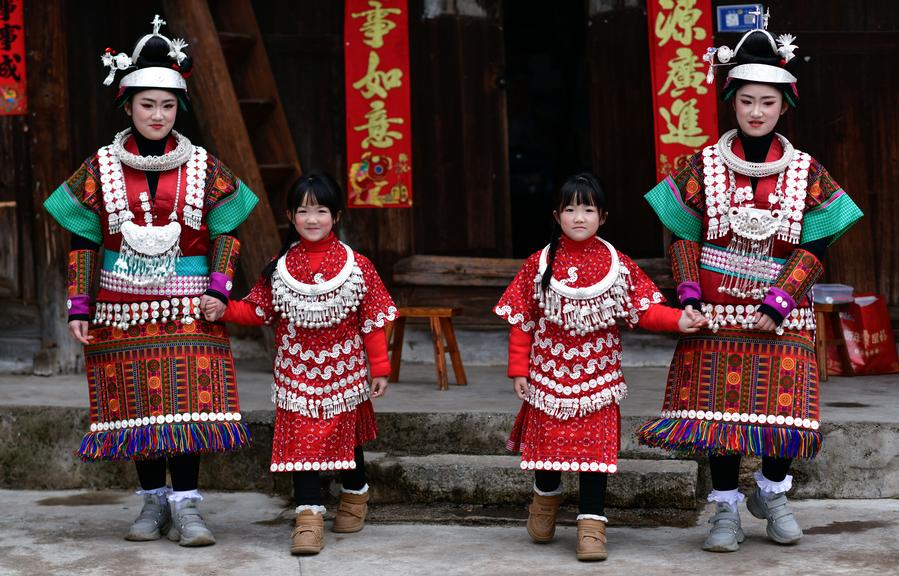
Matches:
[216,172,396,555]
[495,173,704,561]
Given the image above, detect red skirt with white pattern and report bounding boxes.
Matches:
[507,402,621,473]
[270,399,377,473]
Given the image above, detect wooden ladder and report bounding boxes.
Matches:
[163,0,304,280]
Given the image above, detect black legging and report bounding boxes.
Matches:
[535,470,608,516]
[294,447,367,506]
[709,454,792,491]
[135,454,201,492]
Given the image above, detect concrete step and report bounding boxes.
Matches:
[0,301,40,374]
[0,336,38,373]
[1,406,896,501]
[365,453,699,510]
[369,413,671,459]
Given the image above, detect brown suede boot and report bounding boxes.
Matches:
[526,493,563,543]
[576,518,608,561]
[332,491,370,533]
[291,510,324,555]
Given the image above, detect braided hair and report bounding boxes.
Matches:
[540,172,607,291]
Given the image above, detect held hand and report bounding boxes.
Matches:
[68,320,93,345]
[677,306,708,334]
[677,310,702,333]
[513,376,529,401]
[370,376,389,398]
[201,295,226,322]
[684,305,708,328]
[752,312,778,332]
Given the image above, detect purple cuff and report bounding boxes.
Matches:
[208,272,234,299]
[763,287,797,317]
[67,295,91,316]
[676,281,702,305]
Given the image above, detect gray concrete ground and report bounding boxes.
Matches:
[1,490,897,576]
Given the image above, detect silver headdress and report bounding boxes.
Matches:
[703,7,798,85]
[100,14,189,91]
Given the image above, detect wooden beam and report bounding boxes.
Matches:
[210,0,304,215]
[162,0,282,289]
[393,254,674,290]
[25,0,81,374]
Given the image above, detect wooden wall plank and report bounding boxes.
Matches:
[25,0,82,374]
[586,4,662,258]
[410,0,512,257]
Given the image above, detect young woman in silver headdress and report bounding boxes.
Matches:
[43,15,258,546]
[638,19,863,552]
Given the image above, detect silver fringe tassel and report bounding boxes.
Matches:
[532,267,634,337]
[272,265,367,329]
[716,235,776,300]
[112,240,182,288]
[273,382,370,419]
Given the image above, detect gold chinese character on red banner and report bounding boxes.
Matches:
[352,51,403,100]
[659,98,709,147]
[354,100,404,149]
[351,0,401,49]
[657,47,708,97]
[654,0,707,47]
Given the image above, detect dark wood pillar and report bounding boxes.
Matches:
[409,0,512,257]
[586,0,662,258]
[162,0,282,288]
[26,0,81,374]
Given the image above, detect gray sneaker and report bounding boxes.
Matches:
[167,499,216,547]
[746,488,802,544]
[702,502,745,552]
[125,493,171,541]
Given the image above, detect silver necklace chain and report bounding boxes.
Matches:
[112,128,194,172]
[716,129,794,178]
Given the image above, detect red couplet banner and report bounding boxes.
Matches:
[344,0,413,208]
[0,0,26,115]
[646,0,718,182]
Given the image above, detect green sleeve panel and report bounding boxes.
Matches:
[206,180,259,238]
[800,189,863,244]
[644,176,703,242]
[43,183,103,244]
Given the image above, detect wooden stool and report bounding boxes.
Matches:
[814,303,853,381]
[385,307,467,390]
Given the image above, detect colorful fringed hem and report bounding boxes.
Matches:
[78,421,251,462]
[636,417,822,460]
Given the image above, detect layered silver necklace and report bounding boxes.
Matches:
[715,129,794,177]
[111,128,194,171]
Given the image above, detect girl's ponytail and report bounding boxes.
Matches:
[261,226,298,281]
[540,223,562,292]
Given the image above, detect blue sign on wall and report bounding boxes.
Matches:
[716,4,764,33]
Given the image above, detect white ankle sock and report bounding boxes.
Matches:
[296,504,326,515]
[341,483,369,495]
[577,514,608,522]
[168,489,203,510]
[136,486,171,506]
[754,471,793,497]
[707,489,744,511]
[534,482,563,497]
